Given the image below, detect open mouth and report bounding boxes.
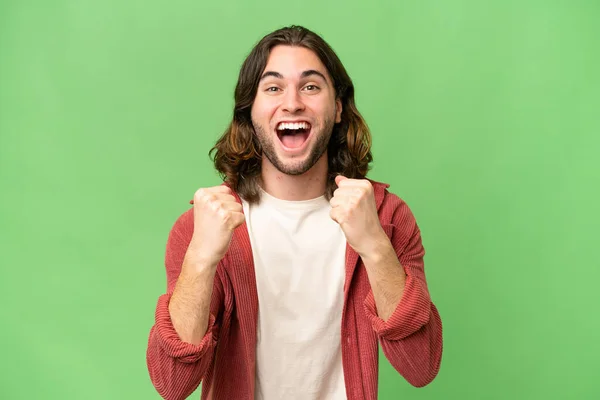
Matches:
[276,121,312,149]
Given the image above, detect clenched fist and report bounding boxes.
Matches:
[330,175,387,259]
[188,185,245,267]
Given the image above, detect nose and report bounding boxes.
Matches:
[281,89,305,114]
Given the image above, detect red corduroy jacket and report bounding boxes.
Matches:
[146,180,443,400]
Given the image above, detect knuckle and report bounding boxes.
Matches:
[195,188,217,203]
[216,201,227,213]
[218,209,232,224]
[205,194,217,206]
[195,188,206,199]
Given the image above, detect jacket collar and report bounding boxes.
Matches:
[368,178,390,212]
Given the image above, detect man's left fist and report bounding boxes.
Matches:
[330,175,387,258]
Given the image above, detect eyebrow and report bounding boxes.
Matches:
[259,69,329,83]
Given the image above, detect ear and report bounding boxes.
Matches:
[335,98,342,123]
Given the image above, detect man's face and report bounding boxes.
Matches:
[251,45,342,176]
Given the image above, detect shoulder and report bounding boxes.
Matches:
[174,206,194,226]
[168,207,194,241]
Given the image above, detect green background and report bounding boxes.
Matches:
[1,0,599,399]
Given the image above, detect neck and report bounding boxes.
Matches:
[260,153,329,201]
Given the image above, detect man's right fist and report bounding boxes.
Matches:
[188,185,245,267]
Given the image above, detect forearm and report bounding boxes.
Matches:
[169,241,218,346]
[362,252,442,387]
[361,235,406,321]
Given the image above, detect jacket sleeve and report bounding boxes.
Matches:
[146,209,224,400]
[363,199,443,388]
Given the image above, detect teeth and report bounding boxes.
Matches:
[277,122,310,130]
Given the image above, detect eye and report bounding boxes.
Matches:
[265,86,280,93]
[303,84,319,92]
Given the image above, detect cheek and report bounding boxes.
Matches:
[310,98,337,120]
[252,96,279,122]
[250,100,263,123]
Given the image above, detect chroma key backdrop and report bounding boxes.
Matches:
[1,1,599,399]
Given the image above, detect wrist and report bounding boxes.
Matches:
[359,231,394,264]
[183,250,219,275]
[186,236,221,268]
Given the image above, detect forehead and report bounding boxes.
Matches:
[263,45,331,81]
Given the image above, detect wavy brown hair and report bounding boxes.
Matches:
[209,25,373,203]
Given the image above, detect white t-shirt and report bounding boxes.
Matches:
[242,188,348,400]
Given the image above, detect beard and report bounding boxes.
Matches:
[252,117,335,176]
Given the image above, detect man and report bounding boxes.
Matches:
[146,25,443,400]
